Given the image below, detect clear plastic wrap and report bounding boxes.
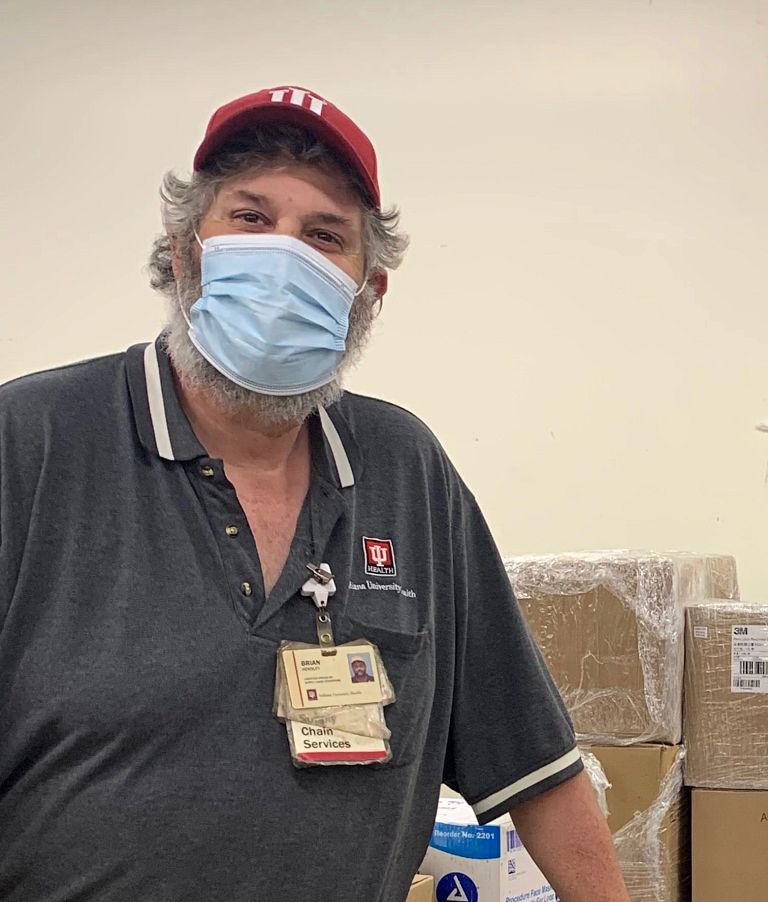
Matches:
[505,551,738,745]
[583,745,688,902]
[611,747,687,902]
[580,748,611,818]
[684,602,768,789]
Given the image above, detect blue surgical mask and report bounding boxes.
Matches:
[181,233,363,396]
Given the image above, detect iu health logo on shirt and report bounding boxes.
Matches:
[363,537,397,577]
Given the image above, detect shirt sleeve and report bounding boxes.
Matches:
[442,481,583,825]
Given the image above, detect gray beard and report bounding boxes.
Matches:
[163,266,376,428]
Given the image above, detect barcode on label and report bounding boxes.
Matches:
[506,830,524,852]
[739,661,768,676]
[733,679,761,689]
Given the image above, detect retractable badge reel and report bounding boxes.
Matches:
[274,563,397,767]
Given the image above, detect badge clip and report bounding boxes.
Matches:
[302,562,337,655]
[306,563,334,585]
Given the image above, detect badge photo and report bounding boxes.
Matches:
[363,536,397,577]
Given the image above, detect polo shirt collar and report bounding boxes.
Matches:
[126,337,358,488]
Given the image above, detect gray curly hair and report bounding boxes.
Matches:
[147,123,408,298]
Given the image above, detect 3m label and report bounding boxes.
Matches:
[731,625,768,693]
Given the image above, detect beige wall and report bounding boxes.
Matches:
[2,1,767,595]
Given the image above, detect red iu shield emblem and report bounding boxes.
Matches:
[363,537,397,577]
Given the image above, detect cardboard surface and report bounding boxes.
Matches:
[520,583,651,741]
[590,744,681,833]
[406,874,434,902]
[685,603,768,789]
[692,789,768,901]
[588,744,688,902]
[507,552,738,744]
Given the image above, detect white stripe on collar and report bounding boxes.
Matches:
[143,345,352,483]
[143,342,175,461]
[319,406,355,488]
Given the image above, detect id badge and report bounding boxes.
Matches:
[281,641,389,709]
[276,563,396,767]
[274,640,396,767]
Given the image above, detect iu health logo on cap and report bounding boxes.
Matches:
[363,537,397,577]
[436,872,478,902]
[268,87,327,116]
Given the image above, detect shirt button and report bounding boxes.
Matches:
[241,581,252,596]
[226,525,239,537]
[200,465,215,477]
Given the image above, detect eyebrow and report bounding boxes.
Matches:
[308,211,354,228]
[225,189,355,229]
[228,189,267,206]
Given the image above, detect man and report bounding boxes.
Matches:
[350,656,375,683]
[0,86,629,901]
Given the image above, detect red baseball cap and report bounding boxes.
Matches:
[193,85,380,209]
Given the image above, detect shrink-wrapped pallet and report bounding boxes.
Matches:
[506,551,738,744]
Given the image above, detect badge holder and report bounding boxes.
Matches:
[274,564,396,767]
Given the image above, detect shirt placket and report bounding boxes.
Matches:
[185,455,267,624]
[185,452,350,635]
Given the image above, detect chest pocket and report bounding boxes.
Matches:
[337,615,434,769]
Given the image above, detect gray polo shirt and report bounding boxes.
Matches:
[0,338,581,902]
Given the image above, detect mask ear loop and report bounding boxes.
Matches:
[356,274,384,315]
[175,228,206,328]
[177,282,193,329]
[354,278,368,299]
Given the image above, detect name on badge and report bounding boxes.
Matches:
[281,643,385,709]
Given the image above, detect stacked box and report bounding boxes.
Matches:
[505,551,738,901]
[691,789,768,901]
[685,602,768,898]
[684,602,768,789]
[505,551,738,744]
[587,745,688,902]
[406,874,433,901]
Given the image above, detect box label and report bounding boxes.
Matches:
[694,626,709,639]
[731,625,768,693]
[429,823,501,860]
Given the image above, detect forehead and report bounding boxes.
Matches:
[214,162,363,220]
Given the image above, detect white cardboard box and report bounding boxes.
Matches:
[420,798,558,902]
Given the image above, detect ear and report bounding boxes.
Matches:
[369,269,388,305]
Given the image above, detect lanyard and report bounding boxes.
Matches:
[302,563,336,655]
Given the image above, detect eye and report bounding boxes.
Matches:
[311,230,343,248]
[233,210,268,226]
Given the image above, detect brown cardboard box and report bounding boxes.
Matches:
[505,552,738,744]
[684,603,768,788]
[587,744,688,902]
[692,789,768,901]
[406,874,433,901]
